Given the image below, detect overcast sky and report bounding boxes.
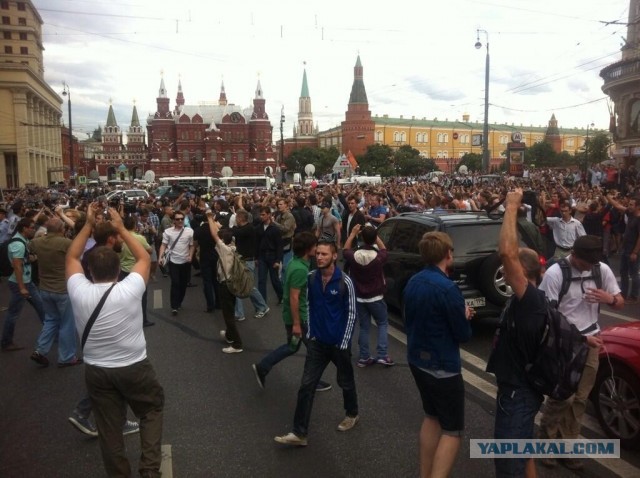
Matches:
[34,0,630,140]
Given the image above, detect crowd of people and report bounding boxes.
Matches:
[0,162,638,477]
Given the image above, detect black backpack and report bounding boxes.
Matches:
[495,258,597,401]
[0,237,28,277]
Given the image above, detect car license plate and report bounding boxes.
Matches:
[465,297,486,308]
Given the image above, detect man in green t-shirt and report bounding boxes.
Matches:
[252,232,331,392]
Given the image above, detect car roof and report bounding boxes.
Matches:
[388,211,501,226]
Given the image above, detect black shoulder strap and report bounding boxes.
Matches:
[556,258,572,308]
[168,227,185,252]
[81,283,117,350]
[592,263,602,290]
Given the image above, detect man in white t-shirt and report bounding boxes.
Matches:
[158,211,195,315]
[66,204,164,478]
[538,235,623,470]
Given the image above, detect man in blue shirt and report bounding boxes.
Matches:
[1,218,45,351]
[404,232,474,478]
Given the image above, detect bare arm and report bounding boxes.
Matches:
[344,223,361,251]
[112,208,150,284]
[66,203,96,280]
[499,189,529,299]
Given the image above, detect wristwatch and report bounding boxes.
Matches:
[609,296,618,306]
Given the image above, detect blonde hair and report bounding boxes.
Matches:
[418,231,453,265]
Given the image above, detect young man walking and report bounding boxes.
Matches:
[158,211,194,315]
[252,232,331,391]
[274,241,358,446]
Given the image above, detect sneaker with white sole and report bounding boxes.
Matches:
[337,415,359,432]
[219,330,233,344]
[252,364,266,389]
[68,411,98,437]
[122,420,140,436]
[254,307,270,319]
[222,346,243,354]
[376,356,395,367]
[235,316,246,322]
[274,432,307,446]
[316,381,332,392]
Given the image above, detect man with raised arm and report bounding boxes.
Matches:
[66,204,164,478]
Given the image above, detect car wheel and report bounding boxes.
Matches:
[478,253,512,305]
[594,364,640,450]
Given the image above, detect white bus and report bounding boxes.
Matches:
[158,176,217,189]
[218,176,276,191]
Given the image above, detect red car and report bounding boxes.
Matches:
[592,322,640,450]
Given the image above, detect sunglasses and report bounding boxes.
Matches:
[174,217,184,221]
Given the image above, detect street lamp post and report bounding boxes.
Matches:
[62,82,74,185]
[475,29,490,173]
[280,106,285,182]
[584,122,594,174]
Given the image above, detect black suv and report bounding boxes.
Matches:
[376,211,511,319]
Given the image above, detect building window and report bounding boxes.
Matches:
[20,46,27,54]
[18,17,26,25]
[225,149,231,161]
[437,133,449,143]
[393,131,400,142]
[0,2,7,10]
[161,151,168,161]
[210,150,217,162]
[566,138,574,147]
[2,16,9,24]
[237,150,244,162]
[17,2,26,11]
[3,31,10,39]
[4,45,12,54]
[375,130,383,142]
[400,132,406,142]
[182,150,189,161]
[460,134,469,144]
[499,135,508,145]
[19,32,26,40]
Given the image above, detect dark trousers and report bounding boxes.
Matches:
[168,262,191,309]
[200,260,217,310]
[293,340,358,437]
[85,358,164,478]
[219,282,242,348]
[258,257,283,303]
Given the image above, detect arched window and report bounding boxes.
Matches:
[182,150,189,161]
[161,151,167,161]
[393,131,400,142]
[237,150,244,162]
[400,132,406,142]
[225,149,231,161]
[375,130,383,142]
[210,150,217,162]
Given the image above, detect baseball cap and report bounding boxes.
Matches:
[572,235,603,264]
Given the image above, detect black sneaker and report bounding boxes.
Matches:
[252,364,266,389]
[30,351,49,367]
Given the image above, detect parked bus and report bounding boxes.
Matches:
[218,176,276,190]
[158,176,217,189]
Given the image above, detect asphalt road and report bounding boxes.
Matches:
[0,257,638,478]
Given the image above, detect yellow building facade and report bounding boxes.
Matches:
[0,0,63,188]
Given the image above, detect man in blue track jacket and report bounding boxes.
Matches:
[274,240,358,446]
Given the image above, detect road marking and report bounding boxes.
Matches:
[160,444,173,478]
[153,289,163,309]
[388,324,640,478]
[601,309,638,323]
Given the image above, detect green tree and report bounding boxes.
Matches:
[392,145,438,176]
[358,144,394,176]
[457,153,483,172]
[584,132,611,166]
[525,141,557,168]
[284,146,339,177]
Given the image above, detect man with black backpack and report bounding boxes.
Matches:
[487,189,548,478]
[538,234,623,471]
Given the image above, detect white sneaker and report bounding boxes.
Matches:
[337,415,359,432]
[254,307,270,319]
[274,432,307,446]
[222,346,243,354]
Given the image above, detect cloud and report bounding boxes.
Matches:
[404,76,462,102]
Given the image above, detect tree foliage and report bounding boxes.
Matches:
[284,146,339,177]
[457,153,483,172]
[525,141,557,168]
[358,144,394,176]
[584,132,611,165]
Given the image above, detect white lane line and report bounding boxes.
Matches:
[389,324,640,478]
[160,444,173,478]
[153,289,163,310]
[601,309,638,323]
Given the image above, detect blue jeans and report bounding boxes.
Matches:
[257,323,306,374]
[494,386,543,478]
[36,290,77,363]
[258,258,283,303]
[1,281,45,348]
[280,248,293,285]
[235,260,268,318]
[292,340,358,438]
[357,299,389,360]
[620,253,639,299]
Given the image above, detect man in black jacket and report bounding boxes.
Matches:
[255,207,283,304]
[340,196,366,248]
